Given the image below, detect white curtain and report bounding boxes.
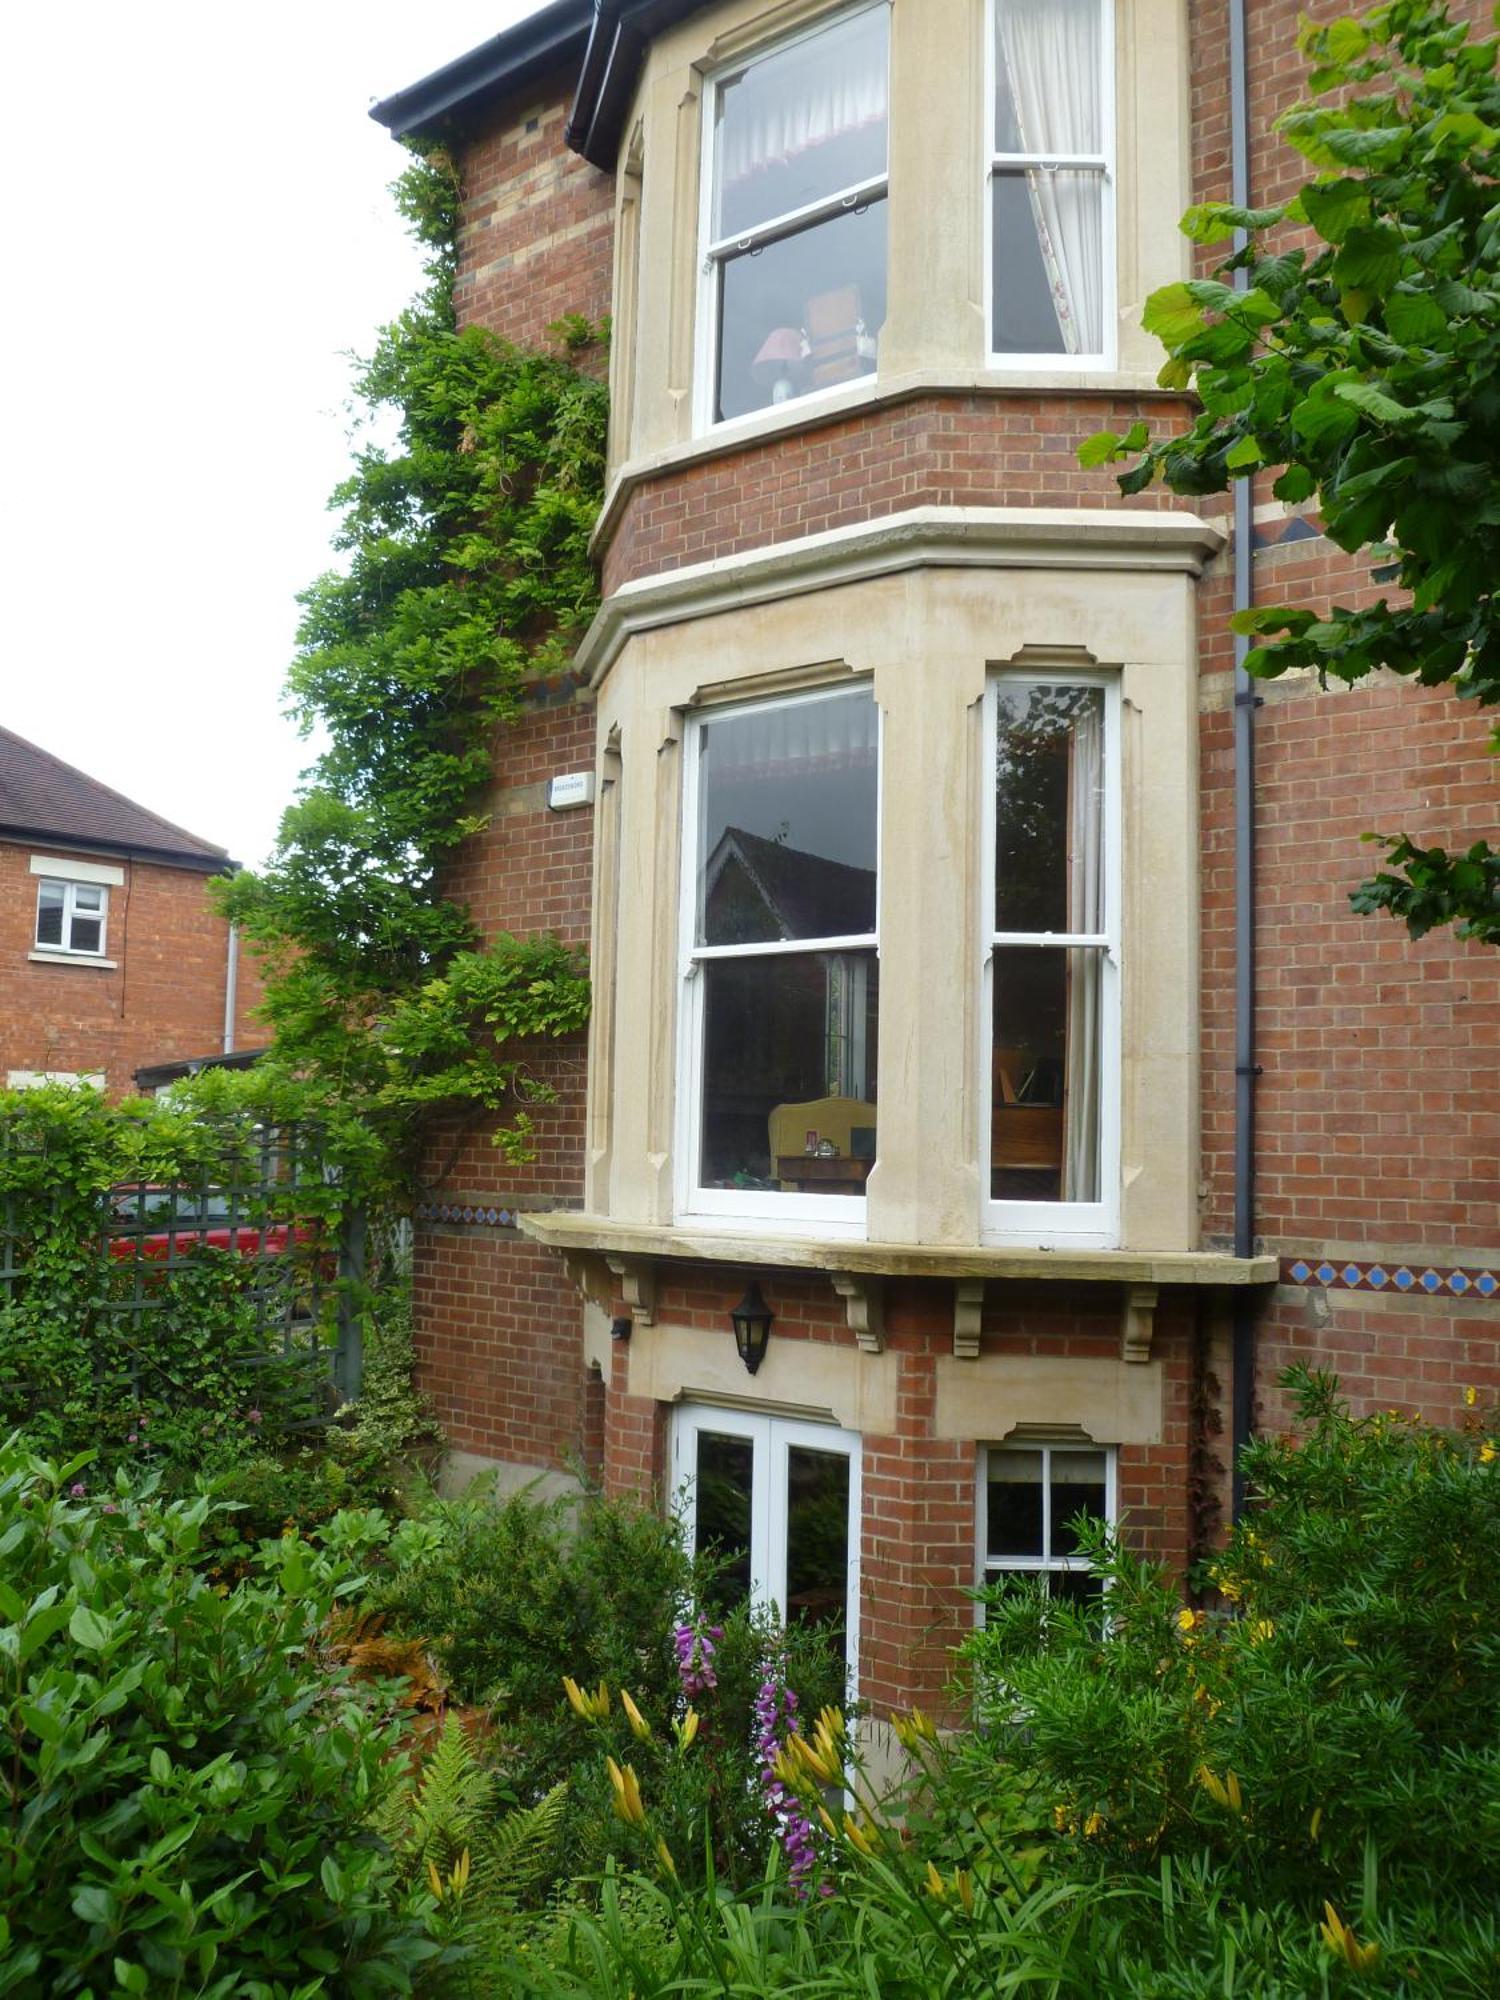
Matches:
[1062,698,1103,1201]
[718,12,888,213]
[996,0,1105,356]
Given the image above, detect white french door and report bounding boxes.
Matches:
[673,1404,861,1690]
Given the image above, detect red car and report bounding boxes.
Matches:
[106,1185,316,1263]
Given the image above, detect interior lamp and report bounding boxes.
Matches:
[751,327,805,404]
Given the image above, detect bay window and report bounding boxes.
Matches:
[679,683,879,1226]
[988,0,1113,363]
[700,2,889,428]
[984,674,1119,1245]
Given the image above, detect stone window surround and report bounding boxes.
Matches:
[574,503,1221,1260]
[606,0,1192,484]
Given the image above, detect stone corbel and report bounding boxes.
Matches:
[606,1254,657,1329]
[830,1271,885,1355]
[1121,1283,1159,1364]
[561,1250,612,1311]
[953,1278,985,1361]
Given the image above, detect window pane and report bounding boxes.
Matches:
[995,683,1105,933]
[785,1444,850,1655]
[992,948,1103,1203]
[1048,1568,1106,1609]
[698,689,878,945]
[994,0,1102,154]
[1049,1450,1108,1557]
[991,169,1104,356]
[36,883,64,946]
[68,914,103,954]
[987,1449,1043,1557]
[715,4,889,239]
[695,1430,755,1614]
[71,885,103,912]
[701,950,878,1191]
[716,198,886,424]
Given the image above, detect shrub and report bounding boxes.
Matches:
[0,1441,436,1996]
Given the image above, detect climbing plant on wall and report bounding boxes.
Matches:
[218,148,603,1176]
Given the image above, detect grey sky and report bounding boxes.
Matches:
[1,2,537,870]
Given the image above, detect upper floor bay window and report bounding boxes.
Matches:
[35,878,107,956]
[700,3,889,428]
[988,0,1113,364]
[984,674,1120,1246]
[679,683,879,1227]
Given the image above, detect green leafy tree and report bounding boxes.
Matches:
[220,149,600,1171]
[1083,0,1500,944]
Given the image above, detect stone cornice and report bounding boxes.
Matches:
[576,504,1228,687]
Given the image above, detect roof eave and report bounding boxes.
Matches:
[370,0,594,141]
[0,824,234,874]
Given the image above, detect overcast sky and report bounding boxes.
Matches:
[1,1,539,870]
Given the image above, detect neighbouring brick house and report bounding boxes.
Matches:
[0,726,263,1096]
[373,0,1500,1725]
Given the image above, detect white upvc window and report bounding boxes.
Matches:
[697,1,890,431]
[35,878,108,957]
[981,672,1121,1247]
[979,1442,1116,1607]
[674,1403,862,1689]
[985,0,1115,366]
[677,682,880,1232]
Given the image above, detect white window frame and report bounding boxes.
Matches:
[980,669,1121,1248]
[983,0,1117,370]
[673,1402,862,1693]
[676,682,880,1236]
[977,1441,1117,1601]
[34,876,109,958]
[694,0,892,436]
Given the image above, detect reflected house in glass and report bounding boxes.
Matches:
[373,0,1500,1730]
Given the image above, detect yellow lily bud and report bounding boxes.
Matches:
[1309,1806,1323,1840]
[815,1705,846,1743]
[674,1706,699,1751]
[591,1680,611,1721]
[953,1868,974,1914]
[1319,1902,1381,1972]
[621,1688,652,1742]
[425,1858,444,1901]
[1196,1765,1230,1809]
[655,1837,677,1877]
[842,1813,877,1858]
[817,1805,838,1837]
[924,1860,946,1902]
[451,1847,471,1895]
[606,1756,647,1826]
[562,1675,592,1722]
[1225,1770,1243,1814]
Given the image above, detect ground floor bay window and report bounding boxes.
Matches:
[673,1404,861,1684]
[984,671,1120,1246]
[679,683,880,1227]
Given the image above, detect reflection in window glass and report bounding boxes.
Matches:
[784,1445,850,1646]
[994,682,1104,934]
[701,952,878,1189]
[694,1430,755,1614]
[991,949,1102,1203]
[698,687,878,946]
[35,882,65,947]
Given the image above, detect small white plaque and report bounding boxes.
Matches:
[547,771,596,811]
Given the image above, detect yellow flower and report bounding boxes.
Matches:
[892,1705,938,1751]
[1465,1385,1478,1407]
[953,1867,975,1914]
[654,1837,677,1877]
[673,1706,699,1751]
[426,1859,443,1901]
[606,1757,646,1826]
[1176,1607,1198,1632]
[1319,1902,1381,1972]
[924,1860,947,1902]
[1196,1766,1242,1813]
[1083,1811,1105,1838]
[562,1675,611,1724]
[1247,1618,1275,1645]
[1480,1441,1496,1465]
[620,1688,652,1742]
[842,1813,877,1858]
[1052,1804,1071,1834]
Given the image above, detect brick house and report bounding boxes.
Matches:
[373,0,1500,1722]
[0,726,263,1096]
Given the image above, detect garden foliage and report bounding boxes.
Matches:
[1082,0,1500,944]
[0,1444,435,1997]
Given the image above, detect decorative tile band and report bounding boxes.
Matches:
[415,1201,521,1231]
[1282,1256,1499,1300]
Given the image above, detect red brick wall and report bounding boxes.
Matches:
[411,70,615,1479]
[0,840,265,1096]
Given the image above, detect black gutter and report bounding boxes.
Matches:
[370,0,592,140]
[1229,0,1261,1517]
[0,824,234,875]
[567,0,709,166]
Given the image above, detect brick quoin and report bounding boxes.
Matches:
[0,841,264,1096]
[395,0,1500,1713]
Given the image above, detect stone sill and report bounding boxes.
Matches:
[28,950,117,970]
[518,1210,1277,1289]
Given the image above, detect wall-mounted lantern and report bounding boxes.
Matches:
[730,1281,774,1375]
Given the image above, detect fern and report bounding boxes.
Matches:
[377,1714,567,1986]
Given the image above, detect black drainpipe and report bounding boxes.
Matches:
[1229,0,1260,1517]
